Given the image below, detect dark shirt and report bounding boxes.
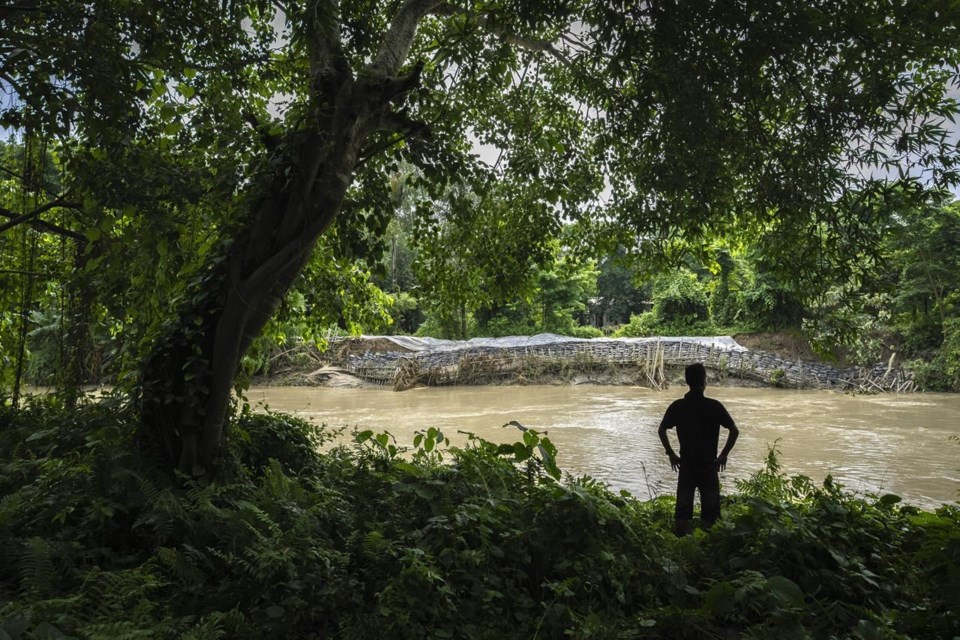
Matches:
[659,390,736,467]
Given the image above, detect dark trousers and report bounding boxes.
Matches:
[675,465,721,524]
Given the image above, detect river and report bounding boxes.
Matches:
[246,385,960,508]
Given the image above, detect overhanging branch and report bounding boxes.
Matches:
[370,0,443,77]
[0,199,81,235]
[0,162,62,198]
[0,206,85,241]
[357,110,429,166]
[431,3,577,71]
[501,33,575,71]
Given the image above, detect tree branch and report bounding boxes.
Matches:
[1,71,29,98]
[374,61,424,105]
[501,33,575,70]
[0,206,85,241]
[357,133,411,168]
[0,3,41,20]
[303,0,344,82]
[431,3,576,70]
[0,268,56,278]
[0,199,81,235]
[356,109,429,166]
[370,0,443,77]
[0,162,62,198]
[242,110,281,151]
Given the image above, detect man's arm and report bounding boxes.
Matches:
[658,409,682,472]
[717,423,739,471]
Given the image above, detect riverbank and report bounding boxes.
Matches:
[258,334,915,393]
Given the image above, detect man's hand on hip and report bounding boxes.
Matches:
[668,452,681,472]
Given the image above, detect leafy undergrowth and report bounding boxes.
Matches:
[1,396,959,639]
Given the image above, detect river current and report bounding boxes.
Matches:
[247,385,960,508]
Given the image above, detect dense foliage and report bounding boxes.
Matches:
[3,5,960,636]
[2,398,959,639]
[7,181,960,389]
[4,1,960,472]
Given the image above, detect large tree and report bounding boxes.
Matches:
[3,0,959,475]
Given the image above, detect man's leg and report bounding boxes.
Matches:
[699,470,721,529]
[674,467,695,537]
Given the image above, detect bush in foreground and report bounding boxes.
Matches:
[1,396,958,639]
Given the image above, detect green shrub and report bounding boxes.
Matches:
[907,357,945,390]
[741,271,804,331]
[615,311,715,338]
[414,311,477,339]
[385,291,422,335]
[769,368,787,387]
[652,269,709,323]
[479,314,537,337]
[227,407,339,475]
[938,317,960,391]
[614,311,658,337]
[2,400,959,639]
[615,271,716,337]
[908,317,960,391]
[565,324,604,338]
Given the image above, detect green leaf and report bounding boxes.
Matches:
[159,103,177,122]
[34,622,67,639]
[83,227,101,243]
[513,442,531,461]
[0,615,29,640]
[538,443,561,480]
[495,444,515,456]
[766,575,805,609]
[704,581,736,615]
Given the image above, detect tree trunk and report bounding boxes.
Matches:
[136,1,437,477]
[138,197,344,475]
[59,245,94,408]
[139,93,364,476]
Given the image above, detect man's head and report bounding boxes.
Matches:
[685,362,707,390]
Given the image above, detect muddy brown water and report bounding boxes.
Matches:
[247,385,960,508]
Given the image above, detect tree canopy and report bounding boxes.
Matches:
[3,0,960,473]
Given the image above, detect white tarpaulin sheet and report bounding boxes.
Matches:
[361,334,747,353]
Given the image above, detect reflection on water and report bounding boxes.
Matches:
[246,385,960,508]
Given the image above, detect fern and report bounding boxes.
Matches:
[82,620,160,640]
[19,537,56,598]
[151,546,206,588]
[181,609,246,640]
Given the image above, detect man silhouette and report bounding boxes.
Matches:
[658,362,739,537]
